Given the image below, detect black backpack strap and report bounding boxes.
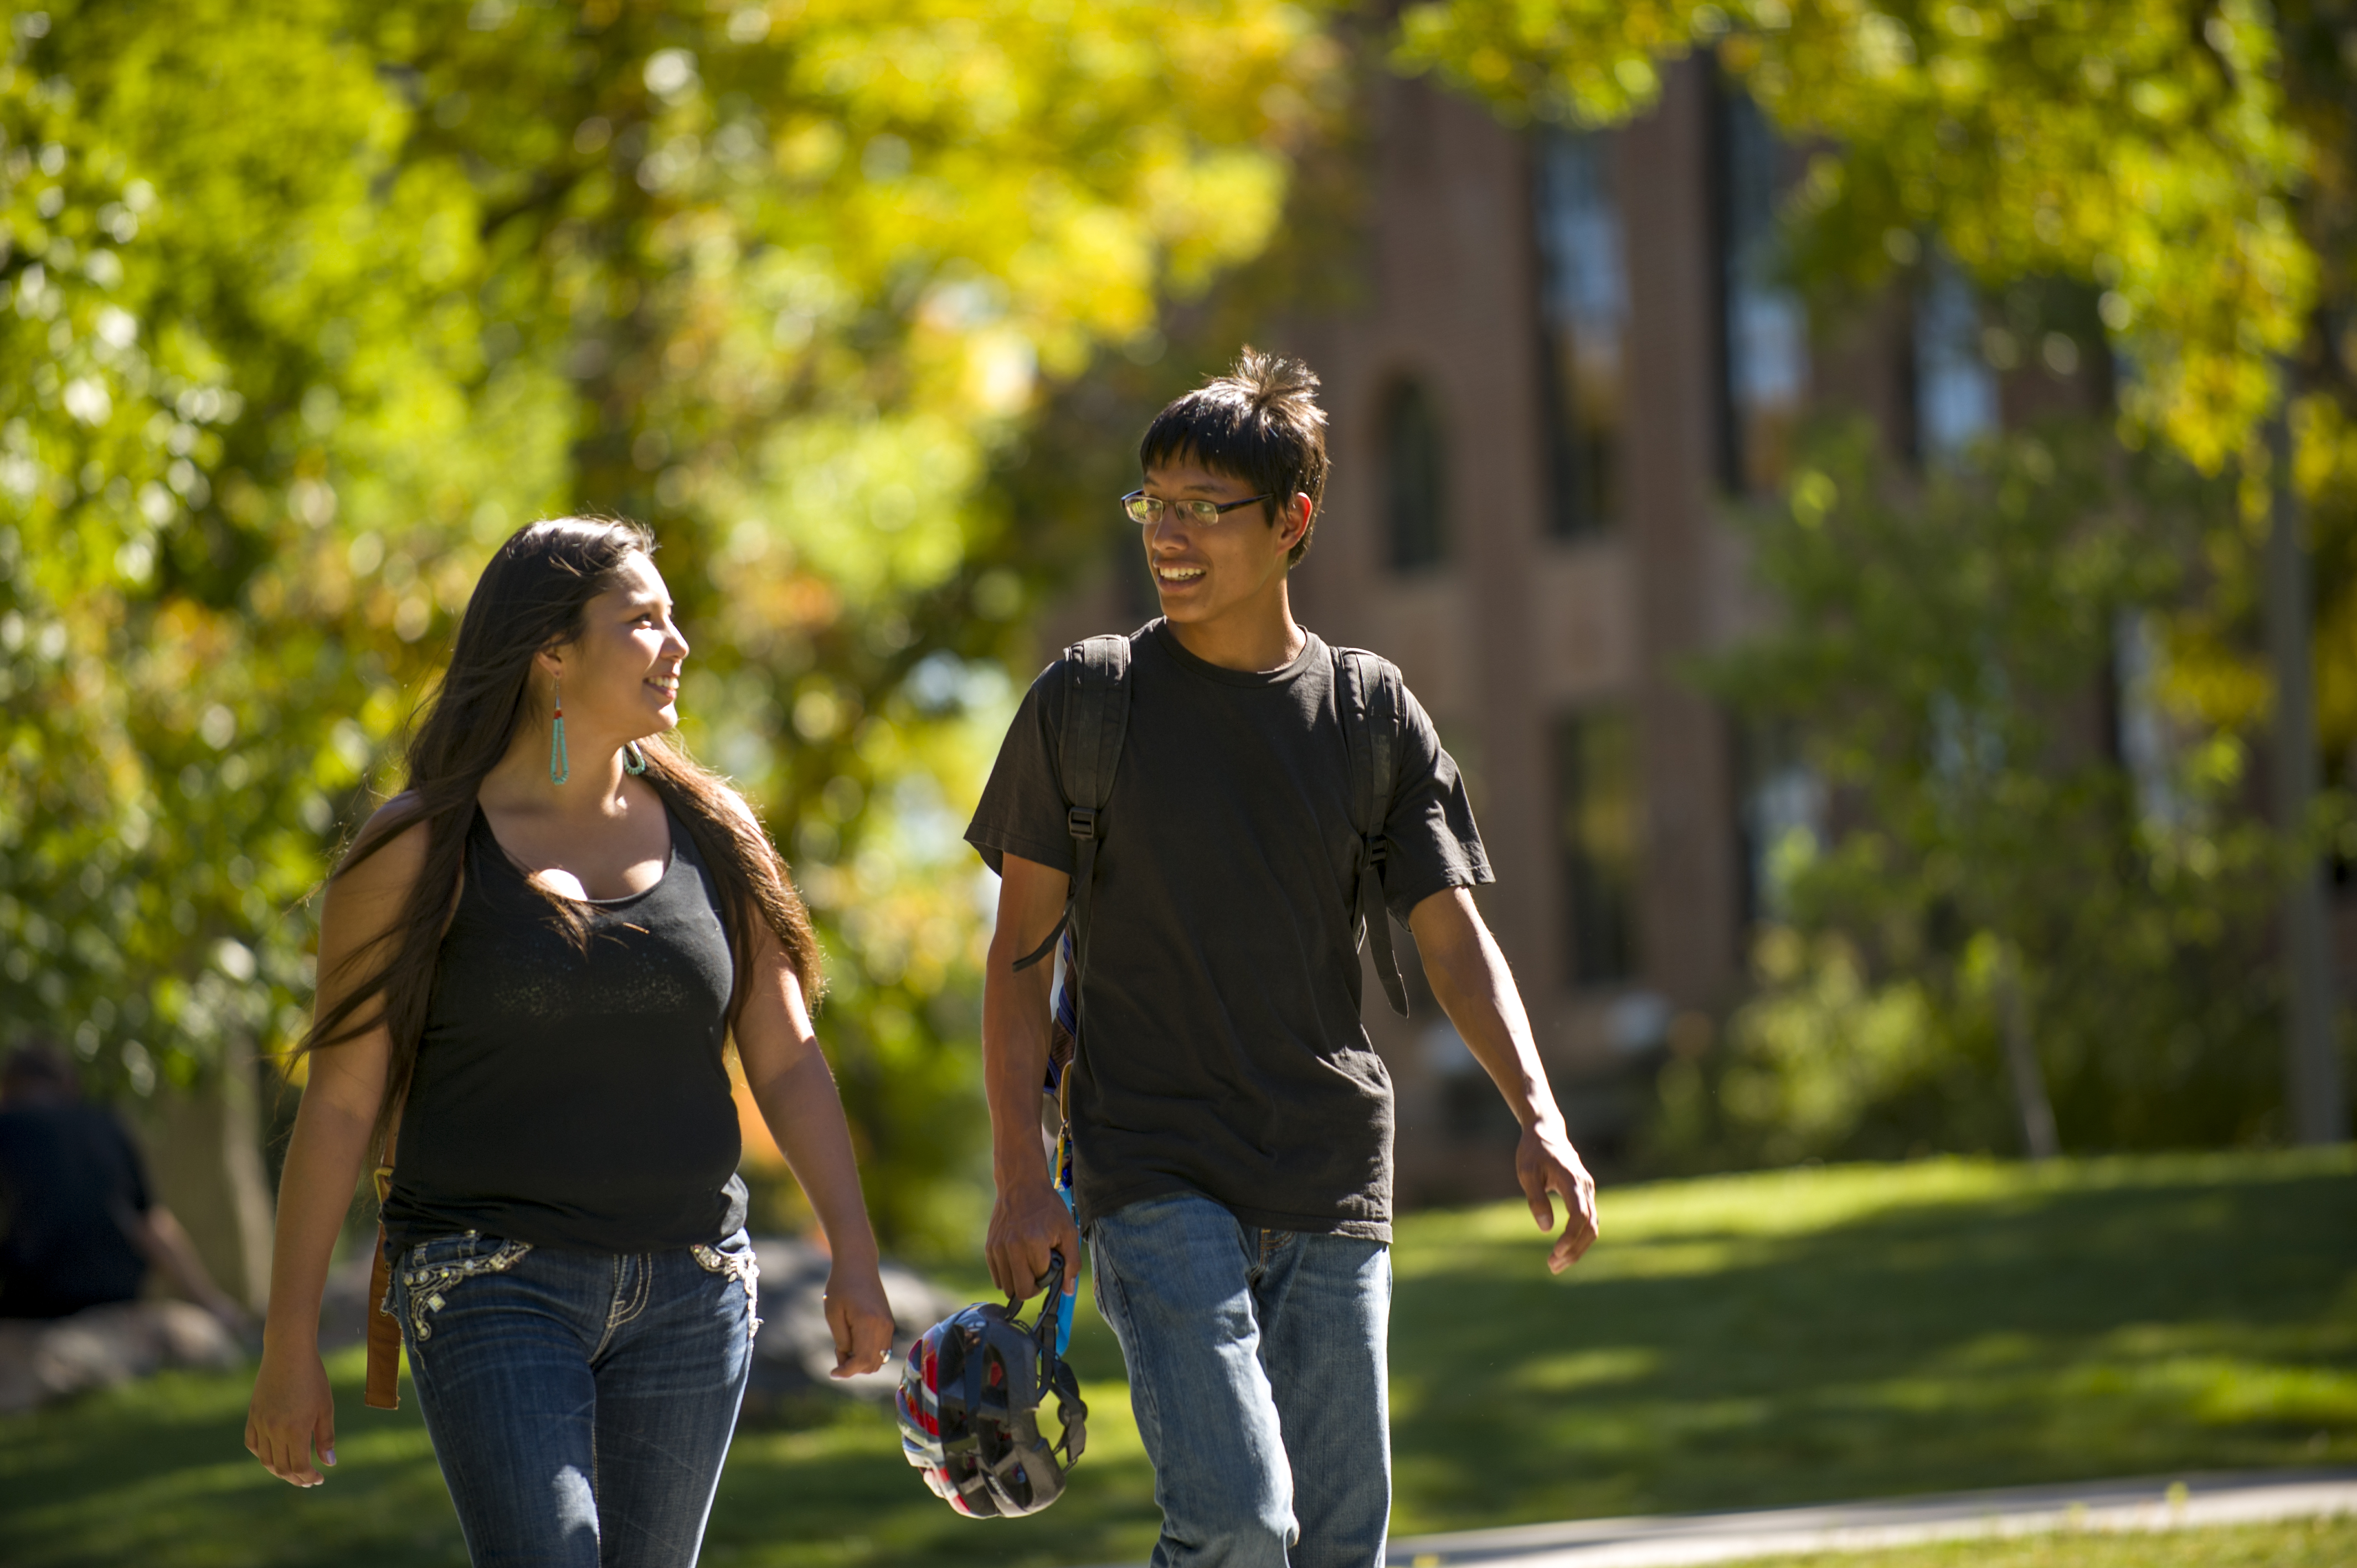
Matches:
[1335,647,1411,1017]
[1012,633,1133,998]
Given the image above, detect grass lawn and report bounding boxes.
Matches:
[0,1149,2349,1567]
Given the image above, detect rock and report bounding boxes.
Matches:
[0,1299,242,1414]
[742,1236,963,1420]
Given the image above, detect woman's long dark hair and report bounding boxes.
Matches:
[299,517,822,1150]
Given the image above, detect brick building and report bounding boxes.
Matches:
[1038,59,2084,1201]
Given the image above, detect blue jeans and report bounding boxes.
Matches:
[390,1229,759,1568]
[1088,1192,1392,1568]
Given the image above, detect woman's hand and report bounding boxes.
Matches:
[824,1261,897,1378]
[246,1344,337,1487]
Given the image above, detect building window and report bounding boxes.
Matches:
[1913,246,1998,465]
[1734,718,1825,930]
[1533,126,1629,538]
[1382,376,1449,570]
[1555,709,1641,986]
[1715,85,1807,498]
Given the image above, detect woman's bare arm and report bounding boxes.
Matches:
[733,915,896,1376]
[244,803,421,1487]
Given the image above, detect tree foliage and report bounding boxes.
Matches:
[1396,0,2335,472]
[1660,422,2286,1164]
[1394,0,2357,1149]
[1397,0,2357,776]
[0,0,1336,1247]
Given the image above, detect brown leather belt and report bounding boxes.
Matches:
[364,1131,401,1410]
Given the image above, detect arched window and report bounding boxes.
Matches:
[1382,378,1448,571]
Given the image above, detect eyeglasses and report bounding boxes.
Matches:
[1121,489,1274,528]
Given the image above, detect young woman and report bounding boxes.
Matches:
[246,518,894,1566]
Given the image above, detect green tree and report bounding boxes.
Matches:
[1390,0,2357,1149]
[1393,0,2357,777]
[1,0,1337,1252]
[1,0,547,1110]
[1661,421,2283,1164]
[1396,0,2330,469]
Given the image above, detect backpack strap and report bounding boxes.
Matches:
[1005,637,1130,1331]
[1334,646,1412,1017]
[1011,633,1134,1004]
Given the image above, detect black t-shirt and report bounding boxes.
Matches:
[966,622,1490,1240]
[0,1100,153,1319]
[381,805,748,1255]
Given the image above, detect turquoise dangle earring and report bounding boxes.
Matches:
[549,677,569,785]
[624,741,647,776]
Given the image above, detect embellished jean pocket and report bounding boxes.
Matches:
[690,1234,762,1340]
[395,1231,534,1344]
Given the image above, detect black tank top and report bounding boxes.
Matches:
[382,803,747,1254]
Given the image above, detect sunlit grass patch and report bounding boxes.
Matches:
[1387,1148,2356,1529]
[2,1150,2349,1566]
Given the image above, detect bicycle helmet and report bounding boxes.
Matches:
[896,1251,1088,1517]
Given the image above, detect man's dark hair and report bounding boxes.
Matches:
[1,1038,79,1100]
[1139,347,1330,566]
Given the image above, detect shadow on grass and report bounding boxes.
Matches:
[0,1348,464,1568]
[0,1308,1161,1568]
[3,1153,2349,1566]
[1388,1154,2357,1529]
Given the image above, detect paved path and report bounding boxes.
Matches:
[1380,1469,2357,1567]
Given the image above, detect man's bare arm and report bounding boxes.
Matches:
[1408,886,1601,1272]
[981,852,1080,1304]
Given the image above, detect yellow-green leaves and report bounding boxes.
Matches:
[1396,0,2319,473]
[4,0,1334,1243]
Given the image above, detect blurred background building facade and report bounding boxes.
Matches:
[1043,58,2132,1202]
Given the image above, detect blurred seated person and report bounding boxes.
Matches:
[0,1039,248,1331]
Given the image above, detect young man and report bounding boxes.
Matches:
[965,350,1599,1568]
